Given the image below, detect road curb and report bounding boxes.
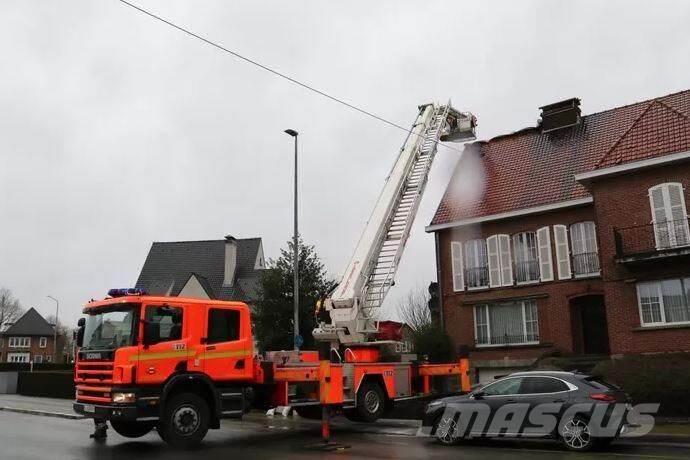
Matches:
[0,406,85,420]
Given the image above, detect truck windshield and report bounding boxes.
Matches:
[82,304,139,350]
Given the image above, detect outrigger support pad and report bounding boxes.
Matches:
[90,419,108,440]
[305,406,350,452]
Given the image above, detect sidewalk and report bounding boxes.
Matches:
[1,394,689,444]
[0,394,82,419]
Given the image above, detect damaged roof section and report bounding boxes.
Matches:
[429,89,690,228]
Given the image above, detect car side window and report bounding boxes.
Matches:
[145,306,183,344]
[520,377,569,394]
[482,377,523,396]
[207,308,241,344]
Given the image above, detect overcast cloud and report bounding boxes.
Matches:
[1,0,688,327]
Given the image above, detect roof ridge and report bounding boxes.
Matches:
[595,101,656,168]
[595,99,690,168]
[152,237,261,245]
[584,88,690,118]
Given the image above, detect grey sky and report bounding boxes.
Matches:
[1,0,688,327]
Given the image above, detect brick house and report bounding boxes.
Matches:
[425,90,690,383]
[0,308,64,363]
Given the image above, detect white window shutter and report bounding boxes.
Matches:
[487,235,501,287]
[450,241,464,291]
[667,183,690,246]
[536,226,553,282]
[553,225,571,279]
[497,234,513,286]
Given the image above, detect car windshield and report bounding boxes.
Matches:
[82,304,139,350]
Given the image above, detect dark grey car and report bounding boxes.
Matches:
[423,371,632,451]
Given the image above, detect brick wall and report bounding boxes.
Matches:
[0,334,66,363]
[587,161,690,355]
[438,205,604,364]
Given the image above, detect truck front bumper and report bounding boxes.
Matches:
[73,401,158,421]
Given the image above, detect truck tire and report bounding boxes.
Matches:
[355,381,385,423]
[110,420,156,438]
[158,392,210,448]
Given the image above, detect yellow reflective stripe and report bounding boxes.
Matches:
[129,350,190,362]
[201,350,250,360]
[129,349,249,362]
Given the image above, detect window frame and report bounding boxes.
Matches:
[636,278,690,327]
[144,305,185,345]
[479,376,524,397]
[518,376,577,395]
[569,221,601,278]
[206,307,242,344]
[512,231,540,285]
[648,182,690,250]
[464,239,489,290]
[7,352,30,363]
[473,300,540,348]
[39,337,47,348]
[9,337,30,348]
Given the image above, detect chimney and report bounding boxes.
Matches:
[539,98,581,133]
[223,235,237,286]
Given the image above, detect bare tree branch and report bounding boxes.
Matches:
[0,287,23,330]
[397,286,432,332]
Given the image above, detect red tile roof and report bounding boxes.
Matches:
[430,89,690,227]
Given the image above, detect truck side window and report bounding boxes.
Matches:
[145,306,183,344]
[207,309,240,344]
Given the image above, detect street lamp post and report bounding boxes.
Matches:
[284,129,300,350]
[47,295,59,363]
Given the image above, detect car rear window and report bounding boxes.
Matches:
[580,376,620,390]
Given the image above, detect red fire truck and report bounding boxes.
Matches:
[73,103,477,447]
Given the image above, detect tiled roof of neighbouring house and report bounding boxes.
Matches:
[430,89,690,227]
[3,308,56,336]
[135,237,264,303]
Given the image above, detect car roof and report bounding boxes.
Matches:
[507,370,585,377]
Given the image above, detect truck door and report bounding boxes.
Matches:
[137,303,188,385]
[202,305,252,381]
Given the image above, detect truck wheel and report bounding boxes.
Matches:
[158,392,210,448]
[355,381,385,423]
[110,420,155,438]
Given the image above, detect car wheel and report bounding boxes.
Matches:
[110,420,156,438]
[355,382,385,423]
[158,392,210,448]
[435,415,462,446]
[560,416,594,452]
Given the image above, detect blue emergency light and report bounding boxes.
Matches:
[107,288,147,297]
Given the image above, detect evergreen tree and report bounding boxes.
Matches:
[253,237,334,352]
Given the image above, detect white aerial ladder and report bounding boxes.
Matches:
[313,102,477,346]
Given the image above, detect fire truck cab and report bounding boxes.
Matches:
[74,292,256,446]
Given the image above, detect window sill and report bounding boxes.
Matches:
[516,280,540,286]
[633,323,690,332]
[574,272,601,279]
[467,286,490,292]
[471,342,553,351]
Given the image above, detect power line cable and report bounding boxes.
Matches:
[118,0,466,154]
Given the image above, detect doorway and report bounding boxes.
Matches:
[570,295,610,355]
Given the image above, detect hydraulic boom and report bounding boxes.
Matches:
[314,102,476,346]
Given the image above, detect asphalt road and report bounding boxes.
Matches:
[1,411,689,460]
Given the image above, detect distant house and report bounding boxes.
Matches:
[0,308,64,363]
[135,235,266,305]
